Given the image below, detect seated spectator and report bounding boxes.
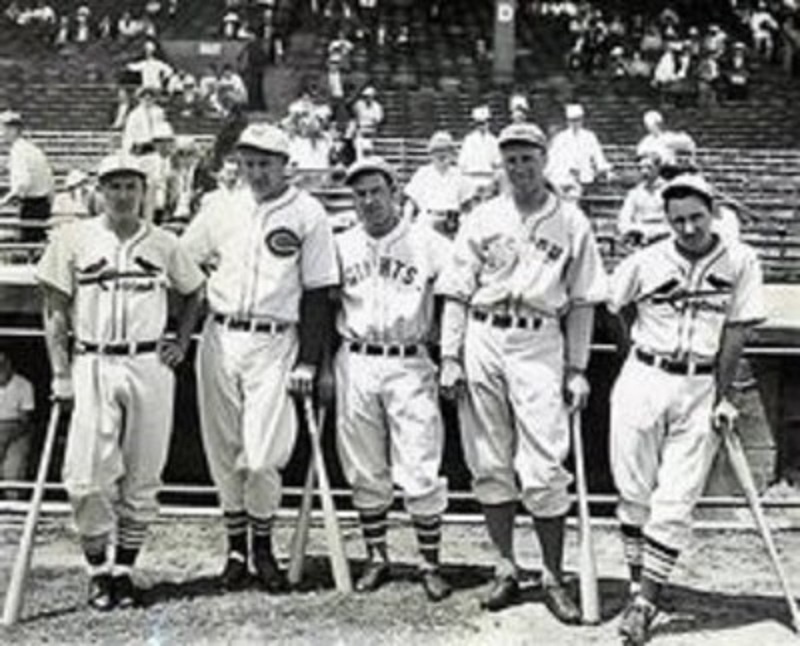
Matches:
[750,2,779,60]
[617,153,668,246]
[704,24,728,59]
[636,109,670,162]
[696,51,721,107]
[0,351,34,500]
[223,10,240,39]
[118,11,146,40]
[640,23,664,57]
[652,41,694,105]
[289,116,333,188]
[508,94,530,123]
[74,4,91,43]
[127,40,175,93]
[403,131,471,238]
[211,65,248,117]
[546,103,613,191]
[198,65,220,104]
[724,42,750,100]
[627,49,653,79]
[352,86,384,158]
[609,46,627,77]
[328,29,354,69]
[457,105,501,200]
[50,169,94,226]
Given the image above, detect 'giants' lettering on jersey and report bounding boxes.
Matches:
[343,256,419,288]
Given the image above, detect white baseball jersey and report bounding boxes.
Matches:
[438,191,608,316]
[404,163,471,216]
[617,179,668,240]
[457,129,501,177]
[181,185,340,322]
[608,236,765,360]
[335,218,450,343]
[546,127,611,185]
[36,217,204,343]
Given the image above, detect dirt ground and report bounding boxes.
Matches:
[1,515,799,646]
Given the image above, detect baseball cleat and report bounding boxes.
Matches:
[542,582,582,625]
[355,561,391,593]
[252,549,287,593]
[480,575,519,611]
[618,596,657,645]
[220,552,249,590]
[87,573,115,611]
[420,568,452,602]
[113,574,138,609]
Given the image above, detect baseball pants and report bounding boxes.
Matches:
[610,356,720,550]
[197,317,299,519]
[335,346,448,517]
[63,352,175,539]
[459,317,572,518]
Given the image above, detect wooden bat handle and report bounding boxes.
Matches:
[2,402,62,626]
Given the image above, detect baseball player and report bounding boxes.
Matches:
[457,105,502,201]
[403,131,471,239]
[180,123,339,592]
[608,174,764,645]
[617,153,668,247]
[439,122,607,620]
[330,157,450,601]
[36,153,205,610]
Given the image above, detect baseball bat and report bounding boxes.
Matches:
[571,412,600,625]
[302,396,352,593]
[2,402,61,626]
[287,407,325,586]
[721,423,800,633]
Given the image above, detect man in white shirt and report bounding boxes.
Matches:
[404,131,471,238]
[0,110,55,242]
[546,103,612,192]
[122,86,169,155]
[617,153,668,246]
[457,105,502,201]
[0,350,34,499]
[126,40,174,92]
[352,86,384,159]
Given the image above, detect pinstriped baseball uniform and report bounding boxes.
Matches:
[608,236,765,550]
[181,184,339,519]
[438,190,607,516]
[334,218,449,517]
[36,217,204,537]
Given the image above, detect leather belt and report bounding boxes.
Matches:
[472,310,542,331]
[635,348,714,376]
[75,340,159,356]
[213,313,289,334]
[348,341,420,358]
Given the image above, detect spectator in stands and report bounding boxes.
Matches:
[118,11,146,40]
[122,86,169,155]
[170,136,204,225]
[636,110,670,162]
[686,25,703,59]
[0,110,54,243]
[751,1,780,60]
[127,40,174,93]
[609,45,628,78]
[704,24,728,59]
[197,154,240,218]
[325,51,348,123]
[50,169,94,226]
[74,4,91,43]
[627,49,653,79]
[696,50,721,107]
[55,14,69,46]
[238,39,271,111]
[546,103,612,192]
[223,9,240,39]
[328,29,354,69]
[724,42,751,100]
[0,350,34,500]
[457,105,501,200]
[403,131,471,238]
[211,65,248,117]
[617,152,668,246]
[98,13,113,39]
[143,121,177,223]
[352,86,384,158]
[652,40,693,105]
[199,64,220,106]
[640,22,665,58]
[509,94,530,124]
[289,114,333,177]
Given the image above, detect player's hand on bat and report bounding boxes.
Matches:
[157,338,188,369]
[51,375,74,408]
[712,397,739,433]
[289,363,317,396]
[440,357,466,400]
[564,369,590,412]
[317,365,336,407]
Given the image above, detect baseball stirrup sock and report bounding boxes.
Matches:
[116,517,148,567]
[81,533,109,568]
[249,514,274,552]
[413,514,442,567]
[359,509,389,560]
[223,510,248,557]
[643,535,680,585]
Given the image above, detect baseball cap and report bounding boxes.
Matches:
[509,95,529,112]
[362,86,377,97]
[0,110,23,126]
[344,156,396,187]
[498,122,547,150]
[662,173,714,203]
[565,104,584,120]
[471,106,490,122]
[97,154,147,181]
[427,131,455,153]
[643,110,663,128]
[236,123,290,158]
[63,169,89,189]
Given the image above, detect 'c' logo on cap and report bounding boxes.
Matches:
[266,227,301,257]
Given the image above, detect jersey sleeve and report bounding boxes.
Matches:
[565,210,608,306]
[436,209,483,302]
[426,228,455,291]
[403,168,424,207]
[301,202,340,289]
[166,236,206,295]
[18,378,34,414]
[35,224,75,296]
[179,201,214,266]
[607,252,642,314]
[728,244,766,325]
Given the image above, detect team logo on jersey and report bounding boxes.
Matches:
[266,228,301,257]
[647,277,730,314]
[483,234,519,272]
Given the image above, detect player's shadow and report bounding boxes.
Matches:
[138,574,226,607]
[652,583,797,637]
